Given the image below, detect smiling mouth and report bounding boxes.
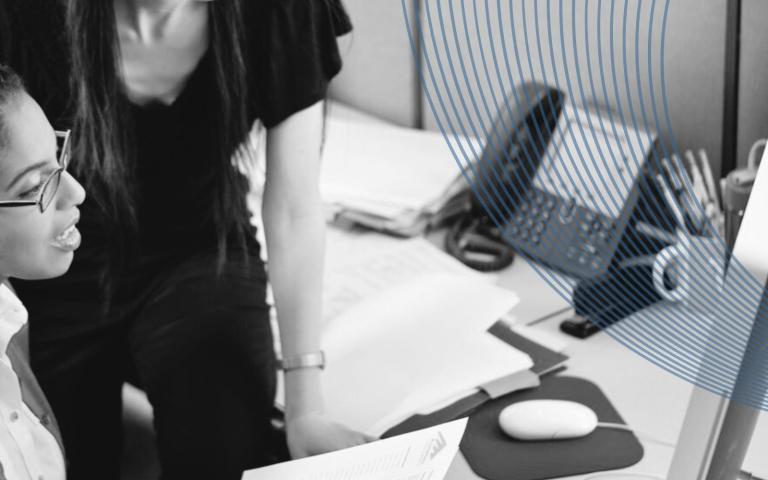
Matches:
[52,214,81,251]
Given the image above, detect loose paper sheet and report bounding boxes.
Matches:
[276,233,529,436]
[241,419,467,480]
[322,273,529,435]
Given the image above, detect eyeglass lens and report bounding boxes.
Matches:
[38,132,71,212]
[40,170,63,212]
[57,134,70,168]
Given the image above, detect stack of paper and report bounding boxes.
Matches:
[321,117,481,236]
[275,233,530,435]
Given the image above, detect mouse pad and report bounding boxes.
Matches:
[461,375,644,480]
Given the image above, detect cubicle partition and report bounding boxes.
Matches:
[331,0,768,177]
[738,0,768,169]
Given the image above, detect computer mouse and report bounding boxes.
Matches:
[498,399,598,441]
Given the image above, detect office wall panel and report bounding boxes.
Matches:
[328,0,420,128]
[420,0,727,176]
[737,0,768,169]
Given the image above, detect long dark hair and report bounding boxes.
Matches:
[65,0,252,275]
[0,64,25,151]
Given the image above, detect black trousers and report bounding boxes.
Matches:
[17,251,279,480]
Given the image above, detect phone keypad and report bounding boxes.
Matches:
[503,188,621,278]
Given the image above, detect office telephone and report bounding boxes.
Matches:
[447,82,657,279]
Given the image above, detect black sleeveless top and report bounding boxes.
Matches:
[0,0,351,304]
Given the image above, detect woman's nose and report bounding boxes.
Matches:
[56,171,86,208]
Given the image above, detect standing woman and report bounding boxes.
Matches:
[0,0,367,478]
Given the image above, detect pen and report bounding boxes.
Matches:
[666,155,704,232]
[685,150,710,205]
[655,173,688,232]
[698,149,721,212]
[664,156,685,191]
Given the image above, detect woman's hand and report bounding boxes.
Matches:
[286,412,374,459]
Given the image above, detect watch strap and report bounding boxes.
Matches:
[279,351,326,371]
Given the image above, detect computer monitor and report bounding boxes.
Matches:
[667,152,768,479]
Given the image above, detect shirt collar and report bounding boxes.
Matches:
[0,283,27,356]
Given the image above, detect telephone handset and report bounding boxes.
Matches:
[447,82,656,278]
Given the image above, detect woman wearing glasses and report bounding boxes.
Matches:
[0,0,367,479]
[0,65,84,480]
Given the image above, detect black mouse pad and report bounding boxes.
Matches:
[461,375,643,480]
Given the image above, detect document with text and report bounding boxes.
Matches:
[241,419,467,480]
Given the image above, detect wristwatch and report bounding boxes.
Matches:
[279,351,326,371]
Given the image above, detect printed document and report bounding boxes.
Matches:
[323,232,487,323]
[241,419,467,480]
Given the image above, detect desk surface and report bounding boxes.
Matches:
[331,103,768,479]
[444,255,768,480]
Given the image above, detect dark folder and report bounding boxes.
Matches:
[383,322,643,480]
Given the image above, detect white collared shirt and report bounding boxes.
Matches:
[0,284,65,480]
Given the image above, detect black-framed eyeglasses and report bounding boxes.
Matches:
[0,130,71,213]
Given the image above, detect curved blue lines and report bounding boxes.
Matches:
[498,1,574,295]
[551,1,685,372]
[399,0,768,409]
[494,3,568,293]
[486,0,574,302]
[576,2,752,382]
[614,1,744,377]
[406,2,505,233]
[442,2,524,228]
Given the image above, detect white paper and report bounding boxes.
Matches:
[322,234,488,324]
[326,194,412,219]
[241,419,467,480]
[276,235,521,427]
[322,273,529,435]
[321,117,480,213]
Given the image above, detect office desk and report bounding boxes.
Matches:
[325,104,768,479]
[441,256,768,479]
